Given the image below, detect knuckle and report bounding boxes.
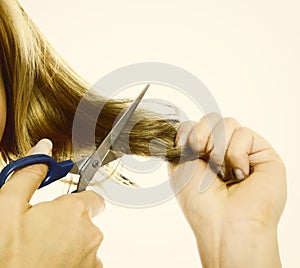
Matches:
[97,195,105,211]
[224,117,240,127]
[87,190,105,207]
[235,126,251,135]
[202,112,222,121]
[201,113,223,127]
[93,227,104,245]
[200,117,214,131]
[206,134,214,152]
[84,224,104,248]
[188,127,201,151]
[190,121,211,148]
[71,196,88,214]
[178,120,196,131]
[59,195,88,216]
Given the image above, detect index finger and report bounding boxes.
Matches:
[0,139,52,204]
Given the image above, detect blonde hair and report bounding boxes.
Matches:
[0,1,190,163]
[0,1,232,184]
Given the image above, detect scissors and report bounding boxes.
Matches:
[0,85,149,192]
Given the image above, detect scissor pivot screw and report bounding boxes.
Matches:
[92,160,99,168]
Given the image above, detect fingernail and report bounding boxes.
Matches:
[30,139,53,155]
[176,133,188,147]
[233,168,245,180]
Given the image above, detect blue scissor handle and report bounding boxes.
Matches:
[0,154,74,189]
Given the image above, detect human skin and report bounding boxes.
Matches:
[1,67,285,266]
[0,79,104,266]
[0,139,104,267]
[169,115,286,268]
[0,74,6,141]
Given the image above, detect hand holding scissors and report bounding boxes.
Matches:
[0,85,149,192]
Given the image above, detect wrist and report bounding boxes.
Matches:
[194,220,281,268]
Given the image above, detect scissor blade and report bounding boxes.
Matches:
[76,84,149,192]
[70,151,117,175]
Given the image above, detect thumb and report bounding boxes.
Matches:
[1,139,53,203]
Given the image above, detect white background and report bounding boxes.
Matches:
[20,0,300,267]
